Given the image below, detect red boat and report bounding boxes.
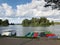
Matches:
[33,32,38,38]
[46,34,56,37]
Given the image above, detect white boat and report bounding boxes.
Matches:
[1,31,11,36]
[1,30,16,36]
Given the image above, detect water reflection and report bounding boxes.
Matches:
[0,25,60,37]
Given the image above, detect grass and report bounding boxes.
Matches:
[0,36,39,39]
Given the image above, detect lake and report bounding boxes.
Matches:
[0,25,60,38]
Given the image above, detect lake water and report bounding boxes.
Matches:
[0,25,60,38]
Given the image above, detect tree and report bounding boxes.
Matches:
[22,17,53,26]
[44,0,60,9]
[0,19,2,25]
[39,17,47,23]
[2,19,9,26]
[39,17,51,26]
[31,18,36,26]
[51,21,54,25]
[0,19,9,26]
[30,18,39,26]
[22,19,29,26]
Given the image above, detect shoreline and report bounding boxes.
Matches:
[0,37,60,45]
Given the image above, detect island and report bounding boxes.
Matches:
[22,17,54,26]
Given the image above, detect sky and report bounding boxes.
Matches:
[0,0,60,24]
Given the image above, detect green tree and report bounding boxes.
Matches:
[31,18,36,26]
[30,18,39,26]
[51,21,54,25]
[22,19,29,26]
[44,0,60,9]
[39,17,47,24]
[2,19,9,26]
[22,17,54,26]
[0,19,2,25]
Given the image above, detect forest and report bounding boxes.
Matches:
[22,17,54,26]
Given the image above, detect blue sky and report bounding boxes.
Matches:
[0,0,32,8]
[0,0,60,24]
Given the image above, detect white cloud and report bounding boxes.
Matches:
[16,0,60,17]
[47,18,60,22]
[16,0,47,16]
[0,0,60,18]
[0,17,22,24]
[0,3,14,16]
[0,0,60,23]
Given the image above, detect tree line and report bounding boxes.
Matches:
[0,19,9,26]
[22,17,54,26]
[44,0,60,9]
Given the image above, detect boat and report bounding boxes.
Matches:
[33,32,38,38]
[25,31,57,38]
[1,30,16,36]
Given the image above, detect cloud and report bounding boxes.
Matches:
[0,0,60,23]
[0,17,23,24]
[16,0,47,16]
[0,3,14,16]
[16,0,60,18]
[0,0,60,17]
[47,18,60,22]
